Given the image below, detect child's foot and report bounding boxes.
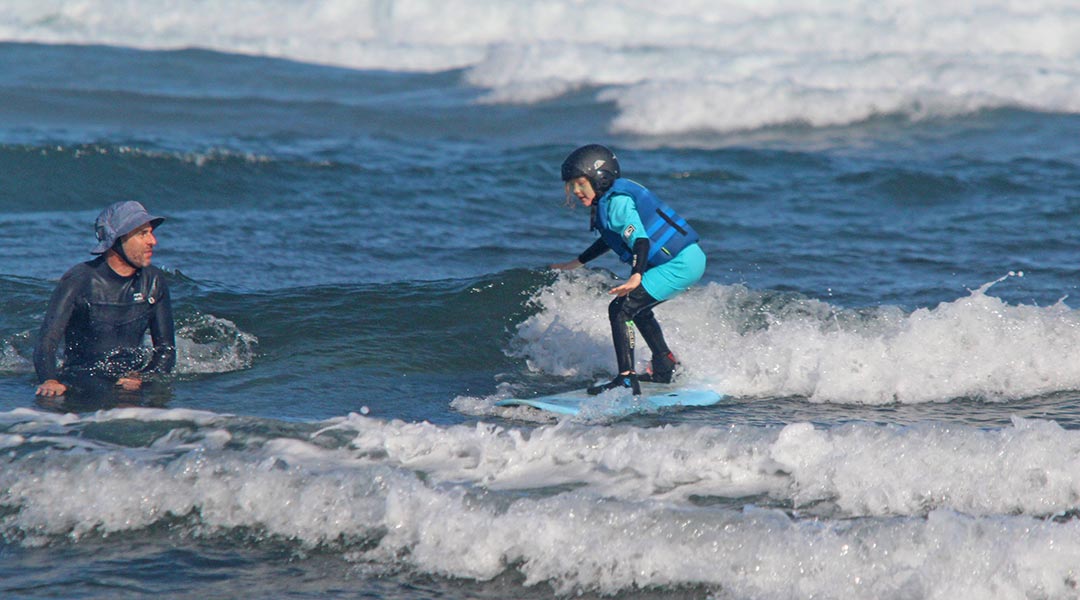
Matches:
[587,373,641,396]
[638,352,677,384]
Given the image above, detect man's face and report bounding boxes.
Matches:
[120,222,157,268]
[565,176,597,206]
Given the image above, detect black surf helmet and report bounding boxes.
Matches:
[561,144,620,195]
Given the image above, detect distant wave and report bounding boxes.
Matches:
[2,0,1078,133]
[0,142,324,213]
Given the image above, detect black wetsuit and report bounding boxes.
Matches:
[34,256,176,386]
[578,237,673,376]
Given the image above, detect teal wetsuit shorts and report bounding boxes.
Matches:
[641,242,706,301]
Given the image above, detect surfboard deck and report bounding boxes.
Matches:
[495,384,723,417]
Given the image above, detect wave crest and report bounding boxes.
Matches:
[510,271,1080,403]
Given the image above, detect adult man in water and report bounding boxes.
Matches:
[34,201,176,398]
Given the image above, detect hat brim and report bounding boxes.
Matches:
[90,216,165,254]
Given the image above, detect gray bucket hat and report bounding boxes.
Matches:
[91,201,165,254]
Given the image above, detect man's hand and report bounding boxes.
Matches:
[117,374,143,391]
[36,379,68,397]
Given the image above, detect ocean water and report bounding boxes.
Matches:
[2,1,1080,598]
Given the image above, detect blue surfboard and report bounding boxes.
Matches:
[495,384,723,418]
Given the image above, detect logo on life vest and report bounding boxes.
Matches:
[622,224,636,240]
[133,292,145,303]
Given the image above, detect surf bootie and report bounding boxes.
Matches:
[587,373,641,396]
[638,352,678,384]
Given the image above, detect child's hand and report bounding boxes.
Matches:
[550,259,583,271]
[609,273,642,296]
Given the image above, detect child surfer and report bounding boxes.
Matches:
[550,145,706,395]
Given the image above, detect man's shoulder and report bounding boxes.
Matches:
[140,265,172,301]
[58,259,100,282]
[141,265,170,284]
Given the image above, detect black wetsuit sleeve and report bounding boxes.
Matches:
[631,238,650,276]
[33,274,80,383]
[142,280,176,374]
[577,238,611,264]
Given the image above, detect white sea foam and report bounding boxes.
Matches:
[369,497,1080,598]
[1,1,1077,134]
[0,336,31,372]
[5,409,1080,522]
[174,313,258,375]
[2,409,1080,596]
[511,271,1080,403]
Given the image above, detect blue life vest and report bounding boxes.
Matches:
[592,179,700,267]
